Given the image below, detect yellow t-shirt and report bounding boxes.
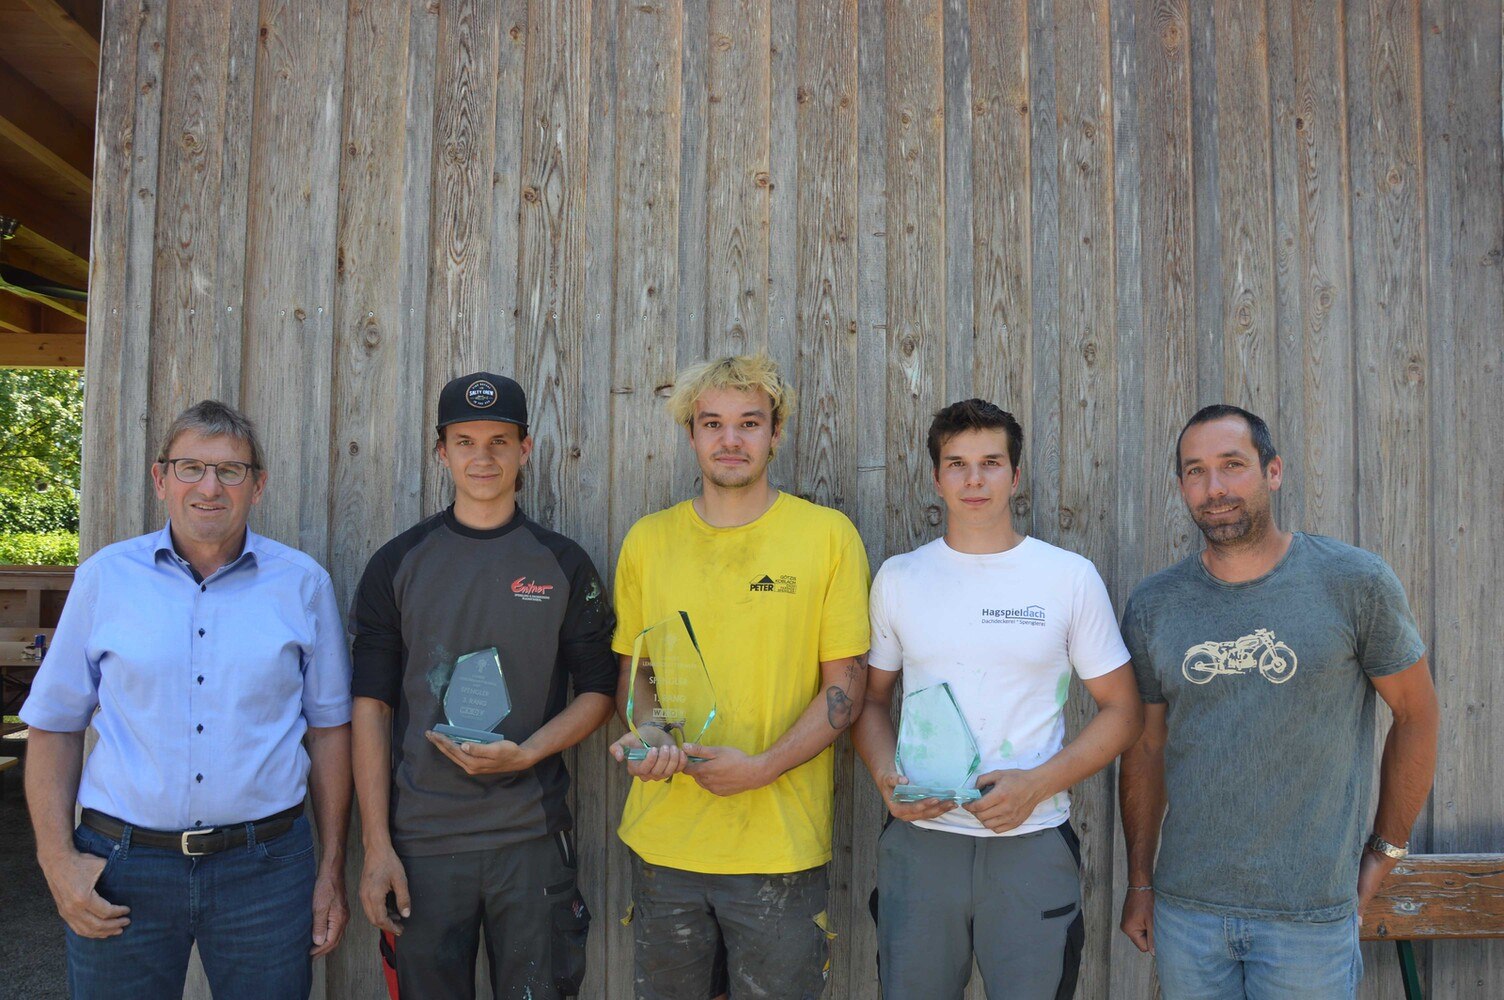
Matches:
[613,492,871,874]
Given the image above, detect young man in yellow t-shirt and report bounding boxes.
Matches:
[608,353,871,1000]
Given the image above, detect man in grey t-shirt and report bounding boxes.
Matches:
[1117,405,1438,1000]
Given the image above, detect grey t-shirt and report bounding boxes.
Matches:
[1121,532,1425,920]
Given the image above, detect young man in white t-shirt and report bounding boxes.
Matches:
[853,398,1144,999]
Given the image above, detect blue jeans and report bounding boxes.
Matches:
[1154,894,1363,1000]
[66,815,316,1000]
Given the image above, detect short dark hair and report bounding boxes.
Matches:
[1175,404,1277,475]
[926,399,1024,470]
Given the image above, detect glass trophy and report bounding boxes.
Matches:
[433,647,512,744]
[892,681,983,803]
[624,611,718,762]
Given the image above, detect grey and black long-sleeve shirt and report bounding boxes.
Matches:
[351,505,615,857]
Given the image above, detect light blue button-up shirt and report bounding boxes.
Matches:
[21,523,352,830]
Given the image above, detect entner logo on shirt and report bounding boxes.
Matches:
[511,577,554,602]
[981,604,1047,626]
[749,574,798,594]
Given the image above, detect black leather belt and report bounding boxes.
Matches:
[81,803,303,857]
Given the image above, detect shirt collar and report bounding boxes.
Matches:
[153,520,261,575]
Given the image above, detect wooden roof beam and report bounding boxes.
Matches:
[0,59,94,197]
[0,173,89,281]
[0,294,84,366]
[17,0,101,67]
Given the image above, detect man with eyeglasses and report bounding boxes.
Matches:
[21,399,353,1000]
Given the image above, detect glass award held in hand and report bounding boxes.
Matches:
[624,611,718,762]
[892,681,983,804]
[433,647,513,744]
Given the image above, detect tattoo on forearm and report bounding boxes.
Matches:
[826,685,854,729]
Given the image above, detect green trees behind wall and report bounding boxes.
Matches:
[0,368,82,565]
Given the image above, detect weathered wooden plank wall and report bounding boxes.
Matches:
[81,1,1503,996]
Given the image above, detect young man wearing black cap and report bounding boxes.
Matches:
[350,372,617,999]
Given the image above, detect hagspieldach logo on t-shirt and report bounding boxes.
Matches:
[749,573,798,595]
[981,604,1047,626]
[511,576,554,602]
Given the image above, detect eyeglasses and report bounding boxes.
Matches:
[160,458,256,486]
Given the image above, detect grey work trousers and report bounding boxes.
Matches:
[873,820,1084,1000]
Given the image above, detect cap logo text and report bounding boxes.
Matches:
[466,380,498,407]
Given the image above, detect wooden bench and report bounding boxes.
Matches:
[1360,854,1504,999]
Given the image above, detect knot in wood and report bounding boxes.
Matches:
[797,87,811,104]
[899,110,913,126]
[924,504,942,526]
[180,130,201,153]
[362,322,380,351]
[1017,102,1029,117]
[294,308,307,322]
[838,95,851,109]
[509,24,523,40]
[712,33,732,51]
[1161,23,1181,47]
[571,447,582,458]
[523,185,540,203]
[973,99,988,116]
[347,142,359,157]
[899,334,918,356]
[348,441,359,456]
[1082,122,1095,139]
[1295,116,1305,131]
[1236,300,1254,328]
[1012,495,1031,517]
[1082,341,1097,365]
[1058,506,1076,529]
[1385,166,1403,189]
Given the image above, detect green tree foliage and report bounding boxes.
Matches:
[0,368,83,492]
[0,369,82,560]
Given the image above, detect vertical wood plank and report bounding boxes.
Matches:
[1025,0,1061,547]
[968,0,1031,423]
[1051,2,1117,996]
[572,0,619,992]
[514,0,592,534]
[325,0,426,995]
[942,0,974,402]
[486,0,529,373]
[1290,0,1356,541]
[607,2,683,995]
[1420,0,1504,993]
[1266,0,1301,530]
[1189,1,1224,405]
[704,0,771,355]
[674,0,709,367]
[1212,0,1278,421]
[239,0,347,561]
[421,0,502,514]
[767,0,799,385]
[147,0,249,465]
[882,0,945,558]
[848,1,890,988]
[1346,0,1432,990]
[791,0,859,992]
[81,0,167,553]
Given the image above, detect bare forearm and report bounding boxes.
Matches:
[1118,740,1167,883]
[1373,709,1438,846]
[851,689,898,780]
[306,723,352,865]
[521,693,614,762]
[1030,699,1142,801]
[351,698,395,852]
[26,728,86,863]
[759,656,868,779]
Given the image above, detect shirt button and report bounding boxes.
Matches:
[198,628,205,637]
[194,820,203,828]
[196,773,203,783]
[200,585,207,593]
[196,724,204,733]
[197,676,204,684]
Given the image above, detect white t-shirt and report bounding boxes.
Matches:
[869,535,1130,837]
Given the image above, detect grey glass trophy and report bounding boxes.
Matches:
[624,611,718,762]
[893,681,983,803]
[433,647,512,744]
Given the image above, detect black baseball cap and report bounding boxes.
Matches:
[436,372,529,433]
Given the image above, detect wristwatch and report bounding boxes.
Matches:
[1366,834,1409,861]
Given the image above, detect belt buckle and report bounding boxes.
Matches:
[180,827,216,856]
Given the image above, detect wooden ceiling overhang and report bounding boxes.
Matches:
[0,0,98,368]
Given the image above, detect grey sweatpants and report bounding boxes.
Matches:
[874,820,1084,1000]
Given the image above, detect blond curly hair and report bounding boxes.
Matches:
[666,352,797,434]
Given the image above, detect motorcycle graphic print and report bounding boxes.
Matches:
[1181,628,1298,685]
